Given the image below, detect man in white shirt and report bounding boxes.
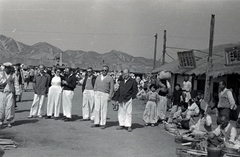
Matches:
[182,76,192,103]
[217,80,236,120]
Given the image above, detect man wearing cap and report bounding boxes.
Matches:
[28,65,50,118]
[0,63,15,127]
[81,67,96,121]
[113,68,138,132]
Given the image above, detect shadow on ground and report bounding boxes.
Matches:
[19,99,33,102]
[12,119,39,126]
[106,121,119,128]
[132,123,144,130]
[106,121,144,130]
[15,109,30,113]
[71,115,82,121]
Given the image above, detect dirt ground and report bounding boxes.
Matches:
[2,84,181,157]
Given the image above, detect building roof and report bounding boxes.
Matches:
[152,43,240,77]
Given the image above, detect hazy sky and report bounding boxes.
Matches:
[1,0,240,61]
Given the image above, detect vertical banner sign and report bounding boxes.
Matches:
[177,50,196,69]
[225,46,240,66]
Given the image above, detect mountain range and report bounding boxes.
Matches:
[0,35,160,73]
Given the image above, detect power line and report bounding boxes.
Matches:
[3,29,153,36]
[165,52,175,61]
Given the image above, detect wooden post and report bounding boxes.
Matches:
[204,14,215,104]
[162,30,166,65]
[153,33,158,69]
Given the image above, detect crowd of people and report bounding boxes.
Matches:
[0,61,240,148]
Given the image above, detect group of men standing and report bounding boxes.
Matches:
[28,65,77,122]
[82,65,138,132]
[28,64,138,132]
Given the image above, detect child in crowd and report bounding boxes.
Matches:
[143,84,159,127]
[136,85,146,100]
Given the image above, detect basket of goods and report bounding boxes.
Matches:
[158,71,171,80]
[174,130,183,143]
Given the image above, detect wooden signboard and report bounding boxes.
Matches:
[177,50,196,69]
[225,46,240,66]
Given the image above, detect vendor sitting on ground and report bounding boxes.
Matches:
[182,99,200,120]
[189,101,212,134]
[208,115,237,147]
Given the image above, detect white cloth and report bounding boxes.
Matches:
[13,73,23,96]
[157,95,167,120]
[183,81,192,92]
[143,101,158,124]
[101,75,107,81]
[93,91,109,125]
[182,103,200,119]
[0,92,15,123]
[62,90,74,118]
[82,89,95,120]
[190,114,212,132]
[29,94,46,116]
[118,98,133,127]
[188,102,200,113]
[47,76,62,117]
[183,80,192,102]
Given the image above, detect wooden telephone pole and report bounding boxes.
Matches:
[153,33,158,69]
[204,14,215,103]
[162,30,166,65]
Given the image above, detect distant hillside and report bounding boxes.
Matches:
[0,35,160,73]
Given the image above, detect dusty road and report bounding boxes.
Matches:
[2,85,179,157]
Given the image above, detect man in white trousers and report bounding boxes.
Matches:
[91,65,114,129]
[62,67,77,121]
[81,67,96,121]
[113,69,138,132]
[28,65,50,118]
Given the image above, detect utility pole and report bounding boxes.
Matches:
[162,30,166,65]
[204,14,215,104]
[153,33,158,69]
[60,51,63,66]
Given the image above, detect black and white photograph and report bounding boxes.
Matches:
[0,0,240,156]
